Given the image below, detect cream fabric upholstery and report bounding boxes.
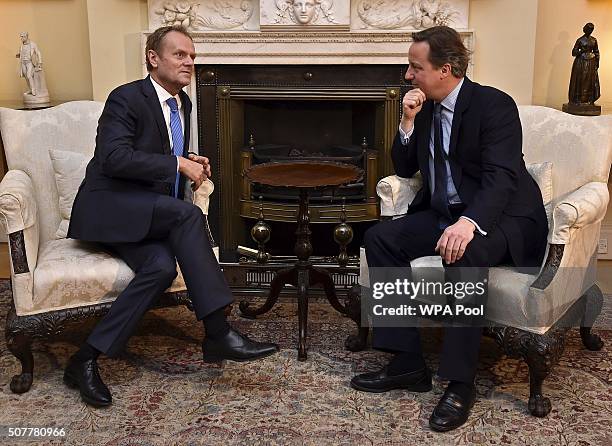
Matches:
[0,102,101,245]
[550,182,609,244]
[27,239,188,316]
[49,149,89,238]
[378,172,422,218]
[360,106,612,334]
[0,102,217,316]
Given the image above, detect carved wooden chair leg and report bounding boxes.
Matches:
[524,331,566,417]
[343,284,369,351]
[579,284,604,351]
[5,309,35,394]
[526,356,552,417]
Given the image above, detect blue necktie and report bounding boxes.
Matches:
[166,97,183,198]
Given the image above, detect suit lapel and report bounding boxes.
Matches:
[449,77,474,156]
[179,90,192,156]
[141,76,172,155]
[448,78,475,189]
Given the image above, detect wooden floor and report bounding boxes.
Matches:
[0,242,609,291]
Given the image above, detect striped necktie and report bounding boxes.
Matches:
[430,102,451,220]
[166,97,183,198]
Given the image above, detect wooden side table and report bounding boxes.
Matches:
[240,161,363,360]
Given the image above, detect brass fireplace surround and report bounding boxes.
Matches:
[196,64,408,262]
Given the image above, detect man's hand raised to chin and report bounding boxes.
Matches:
[400,88,427,134]
[435,218,476,264]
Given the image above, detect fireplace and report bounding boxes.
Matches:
[196,64,409,261]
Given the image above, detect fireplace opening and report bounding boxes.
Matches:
[196,64,407,261]
[243,99,378,202]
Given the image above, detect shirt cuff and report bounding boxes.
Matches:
[175,156,180,173]
[460,216,487,236]
[398,124,414,145]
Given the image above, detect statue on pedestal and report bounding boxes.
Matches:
[16,32,50,106]
[563,23,600,116]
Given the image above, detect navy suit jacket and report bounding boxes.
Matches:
[391,77,548,267]
[68,76,192,243]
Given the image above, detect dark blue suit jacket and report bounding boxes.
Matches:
[391,77,548,267]
[68,76,192,243]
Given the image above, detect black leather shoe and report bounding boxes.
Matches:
[350,366,432,393]
[63,356,112,407]
[202,328,279,363]
[429,386,476,432]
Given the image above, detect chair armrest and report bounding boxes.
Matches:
[377,173,423,217]
[549,182,609,244]
[0,170,39,314]
[0,170,38,234]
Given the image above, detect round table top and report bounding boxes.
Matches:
[245,161,363,188]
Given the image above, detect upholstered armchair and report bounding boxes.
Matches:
[353,105,612,417]
[0,102,217,394]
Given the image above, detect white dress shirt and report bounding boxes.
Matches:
[150,76,184,173]
[398,78,486,235]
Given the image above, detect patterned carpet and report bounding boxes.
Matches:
[0,280,611,446]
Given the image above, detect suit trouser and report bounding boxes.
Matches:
[364,209,510,383]
[87,195,234,357]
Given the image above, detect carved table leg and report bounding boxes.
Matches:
[239,267,295,318]
[297,269,309,361]
[311,266,347,316]
[343,284,368,352]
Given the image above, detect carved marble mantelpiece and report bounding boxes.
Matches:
[187,31,473,65]
[145,1,473,149]
[145,1,473,66]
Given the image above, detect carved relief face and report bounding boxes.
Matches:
[20,32,29,44]
[292,0,316,24]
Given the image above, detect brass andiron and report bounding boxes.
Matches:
[361,137,369,177]
[250,196,270,264]
[334,198,353,267]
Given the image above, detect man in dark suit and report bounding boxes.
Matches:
[64,25,278,408]
[350,26,548,431]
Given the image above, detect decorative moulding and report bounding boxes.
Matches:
[352,0,469,31]
[148,1,469,32]
[148,1,260,31]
